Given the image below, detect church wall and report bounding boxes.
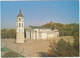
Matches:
[41,33,47,39]
[47,33,54,39]
[34,29,39,39]
[26,29,59,39]
[54,32,59,38]
[26,30,30,39]
[33,30,35,39]
[26,30,34,39]
[57,32,59,38]
[38,32,41,39]
[31,31,34,39]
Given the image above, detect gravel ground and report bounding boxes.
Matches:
[1,36,74,57]
[1,39,50,57]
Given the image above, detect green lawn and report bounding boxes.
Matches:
[1,48,24,57]
[1,48,10,52]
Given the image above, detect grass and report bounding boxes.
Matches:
[1,48,24,57]
[1,48,10,52]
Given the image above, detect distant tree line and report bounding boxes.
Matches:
[42,22,79,36]
[1,28,27,39]
[1,29,16,39]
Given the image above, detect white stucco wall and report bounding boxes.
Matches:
[41,33,47,39]
[31,31,34,39]
[26,30,30,39]
[54,32,59,38]
[56,32,59,38]
[47,33,54,39]
[26,28,59,39]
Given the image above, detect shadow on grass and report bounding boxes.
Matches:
[38,52,48,57]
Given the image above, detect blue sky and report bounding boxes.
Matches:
[1,1,79,29]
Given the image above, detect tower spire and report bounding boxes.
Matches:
[20,9,21,14]
[17,9,23,17]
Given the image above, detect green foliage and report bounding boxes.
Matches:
[2,51,24,57]
[47,22,79,57]
[1,28,26,39]
[48,39,79,57]
[42,22,79,36]
[73,24,79,52]
[1,29,16,38]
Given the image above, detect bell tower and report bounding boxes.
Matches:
[16,9,24,43]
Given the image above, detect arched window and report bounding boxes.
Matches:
[19,23,20,27]
[19,18,21,21]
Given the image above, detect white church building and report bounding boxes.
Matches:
[26,26,59,39]
[16,10,59,43]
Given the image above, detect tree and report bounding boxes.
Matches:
[73,23,79,52]
[42,22,79,36]
[48,39,79,57]
[1,29,16,39]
